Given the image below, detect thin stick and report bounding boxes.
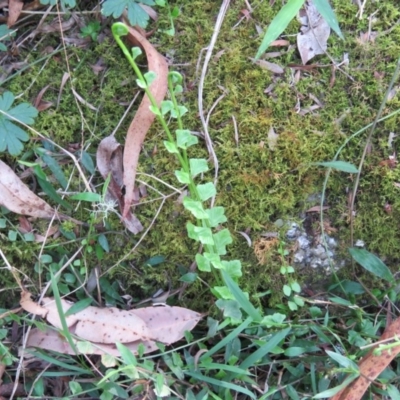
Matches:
[198,0,230,207]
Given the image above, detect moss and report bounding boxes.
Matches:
[1,0,400,313]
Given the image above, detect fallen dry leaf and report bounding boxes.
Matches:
[250,57,284,74]
[297,1,330,64]
[121,25,168,217]
[0,160,57,219]
[20,293,202,356]
[24,326,159,356]
[96,135,143,234]
[40,297,150,343]
[330,316,400,400]
[7,0,23,27]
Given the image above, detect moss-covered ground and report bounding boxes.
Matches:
[1,0,400,314]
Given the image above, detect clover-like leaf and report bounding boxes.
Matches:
[102,0,155,28]
[0,92,38,156]
[213,229,233,255]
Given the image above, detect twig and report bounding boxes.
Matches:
[198,0,231,207]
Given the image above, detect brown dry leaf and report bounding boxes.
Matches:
[21,294,202,356]
[7,0,23,27]
[33,85,53,112]
[250,57,284,74]
[0,160,57,219]
[270,39,290,47]
[25,326,159,356]
[131,306,202,345]
[20,291,47,318]
[297,1,330,64]
[121,25,168,217]
[41,297,150,343]
[330,316,400,400]
[96,135,143,234]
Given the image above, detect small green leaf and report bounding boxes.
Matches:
[98,234,110,252]
[70,192,102,202]
[131,46,142,60]
[179,272,198,282]
[104,2,153,28]
[313,0,344,40]
[136,78,147,89]
[187,223,214,245]
[8,230,17,241]
[144,255,165,266]
[349,248,393,282]
[175,169,191,184]
[144,71,157,86]
[255,0,304,59]
[163,140,178,153]
[0,91,38,156]
[195,253,211,272]
[293,296,304,307]
[64,298,93,317]
[213,229,233,255]
[312,161,358,173]
[206,206,227,227]
[183,197,209,219]
[79,150,95,174]
[116,342,137,366]
[283,284,292,296]
[288,301,298,311]
[161,100,174,116]
[176,129,198,149]
[291,281,301,293]
[261,313,287,328]
[171,105,188,118]
[190,158,208,177]
[221,260,242,278]
[196,182,216,201]
[216,299,242,320]
[313,375,359,399]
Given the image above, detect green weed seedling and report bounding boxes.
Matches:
[81,21,101,41]
[112,21,261,323]
[278,241,304,311]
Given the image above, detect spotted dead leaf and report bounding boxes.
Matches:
[0,160,57,219]
[297,0,330,64]
[7,0,23,27]
[21,293,202,355]
[121,25,168,218]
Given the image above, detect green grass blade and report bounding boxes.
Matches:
[255,0,304,59]
[313,0,344,39]
[50,270,78,354]
[30,349,88,374]
[239,327,291,370]
[200,316,252,361]
[185,371,256,399]
[221,271,262,321]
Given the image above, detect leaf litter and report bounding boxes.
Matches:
[297,0,331,64]
[97,24,168,232]
[20,292,202,356]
